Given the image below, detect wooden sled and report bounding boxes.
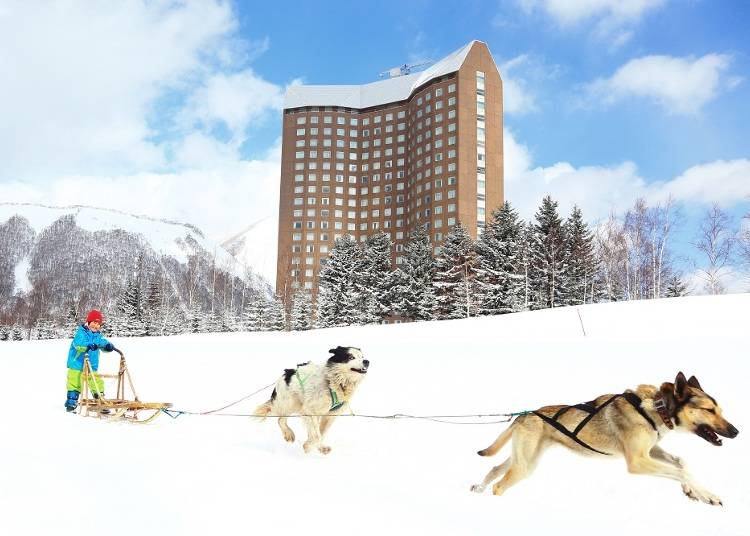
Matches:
[79,350,171,424]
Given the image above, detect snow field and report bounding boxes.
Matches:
[1,294,748,535]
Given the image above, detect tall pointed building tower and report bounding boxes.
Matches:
[276,41,503,301]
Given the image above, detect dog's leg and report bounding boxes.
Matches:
[277,417,295,443]
[649,445,684,468]
[491,430,543,496]
[624,445,722,506]
[302,416,330,454]
[319,416,333,437]
[470,457,510,493]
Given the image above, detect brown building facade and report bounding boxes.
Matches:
[276,41,503,301]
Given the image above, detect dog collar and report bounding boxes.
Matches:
[653,392,674,430]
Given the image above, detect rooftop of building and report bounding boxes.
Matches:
[284,40,486,110]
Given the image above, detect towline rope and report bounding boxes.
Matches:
[159,382,532,425]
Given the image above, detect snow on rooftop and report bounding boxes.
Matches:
[284,41,478,110]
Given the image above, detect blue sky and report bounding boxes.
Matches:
[0,0,748,289]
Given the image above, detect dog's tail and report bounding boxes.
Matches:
[252,398,274,421]
[477,422,515,457]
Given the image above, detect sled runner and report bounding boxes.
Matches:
[78,350,171,424]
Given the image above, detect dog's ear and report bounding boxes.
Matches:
[674,372,689,401]
[687,375,703,391]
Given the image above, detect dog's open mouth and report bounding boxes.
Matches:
[696,424,723,446]
[351,368,368,374]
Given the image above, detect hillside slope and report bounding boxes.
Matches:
[1,294,748,535]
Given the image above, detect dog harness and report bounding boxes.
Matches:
[532,392,658,456]
[290,365,345,412]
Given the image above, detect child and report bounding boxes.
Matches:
[64,309,119,413]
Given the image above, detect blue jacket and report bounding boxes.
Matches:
[66,324,115,372]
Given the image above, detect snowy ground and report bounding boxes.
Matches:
[2,294,748,536]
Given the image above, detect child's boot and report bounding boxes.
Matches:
[64,391,79,412]
[93,392,111,415]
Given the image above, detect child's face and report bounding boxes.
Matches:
[88,321,101,332]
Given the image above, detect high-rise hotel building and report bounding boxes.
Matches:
[276,41,503,300]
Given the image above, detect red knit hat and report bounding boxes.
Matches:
[86,309,104,324]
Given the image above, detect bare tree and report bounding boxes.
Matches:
[648,196,679,298]
[595,212,628,301]
[739,210,750,289]
[692,204,735,295]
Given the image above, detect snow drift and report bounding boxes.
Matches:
[1,294,748,535]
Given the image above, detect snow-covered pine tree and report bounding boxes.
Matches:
[316,234,362,327]
[11,324,24,341]
[264,295,286,331]
[665,274,688,297]
[474,202,525,315]
[242,293,266,331]
[116,280,146,336]
[563,206,598,306]
[142,277,162,336]
[394,226,436,321]
[290,288,313,331]
[530,196,568,309]
[34,318,57,340]
[65,303,79,336]
[0,325,9,341]
[354,232,394,324]
[433,222,478,319]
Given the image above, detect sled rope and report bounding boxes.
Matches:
[159,382,533,425]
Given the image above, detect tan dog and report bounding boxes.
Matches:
[254,347,369,454]
[471,372,739,505]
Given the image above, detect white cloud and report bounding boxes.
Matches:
[650,159,750,207]
[504,129,750,222]
[0,1,282,181]
[518,0,665,45]
[0,141,282,283]
[0,2,287,283]
[178,70,284,141]
[500,55,539,115]
[585,54,735,115]
[685,266,750,296]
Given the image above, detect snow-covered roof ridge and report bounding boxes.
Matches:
[284,40,479,110]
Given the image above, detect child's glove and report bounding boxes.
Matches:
[103,343,116,352]
[87,343,99,351]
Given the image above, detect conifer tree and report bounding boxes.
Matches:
[264,295,286,331]
[290,289,313,331]
[394,226,436,321]
[474,202,525,315]
[665,274,689,297]
[433,222,478,319]
[563,206,598,306]
[357,232,395,323]
[530,196,568,309]
[242,293,267,331]
[317,235,362,327]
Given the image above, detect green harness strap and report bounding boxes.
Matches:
[294,366,344,412]
[329,388,344,412]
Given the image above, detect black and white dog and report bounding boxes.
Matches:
[254,347,369,454]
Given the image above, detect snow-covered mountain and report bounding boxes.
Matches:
[2,294,747,535]
[0,202,271,323]
[221,215,278,286]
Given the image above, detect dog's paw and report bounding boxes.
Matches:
[318,445,331,455]
[303,441,313,453]
[470,484,485,493]
[683,484,723,506]
[682,483,699,501]
[283,430,295,443]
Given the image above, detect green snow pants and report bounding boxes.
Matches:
[66,368,105,394]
